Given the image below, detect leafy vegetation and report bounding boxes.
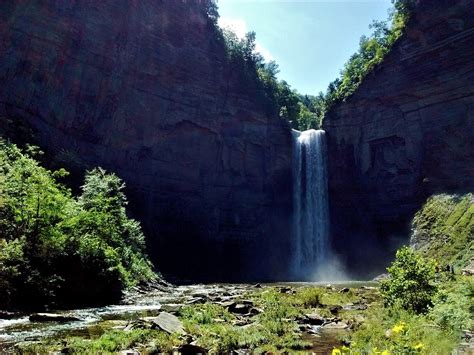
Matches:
[20,329,181,354]
[205,0,416,130]
[344,193,473,354]
[380,247,437,313]
[323,0,416,111]
[412,193,474,268]
[0,140,155,309]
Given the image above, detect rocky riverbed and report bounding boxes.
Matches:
[0,282,378,354]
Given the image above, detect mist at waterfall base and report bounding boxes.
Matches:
[291,129,349,282]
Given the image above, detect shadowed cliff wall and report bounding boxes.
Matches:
[323,0,474,277]
[0,1,293,281]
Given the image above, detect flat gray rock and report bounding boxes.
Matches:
[152,312,185,335]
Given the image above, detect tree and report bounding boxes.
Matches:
[0,141,154,309]
[381,247,437,313]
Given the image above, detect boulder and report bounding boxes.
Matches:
[228,303,252,315]
[151,312,186,335]
[161,304,183,314]
[342,303,368,311]
[186,297,206,305]
[301,313,325,326]
[329,305,342,315]
[323,321,349,329]
[29,313,81,323]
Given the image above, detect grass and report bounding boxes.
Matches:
[16,280,470,354]
[19,329,181,354]
[412,194,474,268]
[348,304,460,354]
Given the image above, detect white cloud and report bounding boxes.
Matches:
[218,17,275,62]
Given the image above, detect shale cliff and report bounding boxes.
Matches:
[0,1,293,280]
[323,0,474,277]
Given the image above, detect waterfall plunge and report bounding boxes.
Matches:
[292,129,330,280]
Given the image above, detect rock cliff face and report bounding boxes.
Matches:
[0,1,293,280]
[323,0,474,277]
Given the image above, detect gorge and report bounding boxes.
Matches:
[1,0,473,353]
[0,0,473,282]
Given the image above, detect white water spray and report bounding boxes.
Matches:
[292,129,330,280]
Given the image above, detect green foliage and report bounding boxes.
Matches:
[217,15,325,131]
[412,194,474,268]
[350,305,458,354]
[180,303,234,325]
[380,247,437,314]
[323,0,415,111]
[19,329,181,354]
[293,287,322,307]
[429,276,473,332]
[0,140,154,309]
[180,289,310,353]
[209,0,415,130]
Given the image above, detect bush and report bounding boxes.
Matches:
[380,247,437,313]
[294,287,322,307]
[349,305,458,354]
[0,140,155,309]
[430,276,473,331]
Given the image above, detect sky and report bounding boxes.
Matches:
[217,0,393,95]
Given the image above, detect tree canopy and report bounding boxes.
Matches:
[0,140,155,309]
[206,0,415,131]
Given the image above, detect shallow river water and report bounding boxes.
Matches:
[0,282,374,353]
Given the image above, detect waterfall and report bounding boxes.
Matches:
[292,129,330,280]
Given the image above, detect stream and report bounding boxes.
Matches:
[0,282,374,353]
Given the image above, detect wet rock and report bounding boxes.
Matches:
[219,300,237,308]
[233,350,252,355]
[248,307,262,316]
[323,321,349,329]
[342,303,368,311]
[228,303,252,315]
[119,350,139,355]
[279,286,294,294]
[329,305,342,315]
[124,318,152,331]
[307,325,322,335]
[161,304,183,314]
[301,313,325,326]
[150,312,186,335]
[339,287,350,293]
[0,311,18,319]
[231,318,251,326]
[186,297,206,305]
[29,313,81,323]
[253,283,262,288]
[177,344,207,354]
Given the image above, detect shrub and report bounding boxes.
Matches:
[430,277,473,331]
[294,287,322,307]
[380,247,437,313]
[0,140,155,309]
